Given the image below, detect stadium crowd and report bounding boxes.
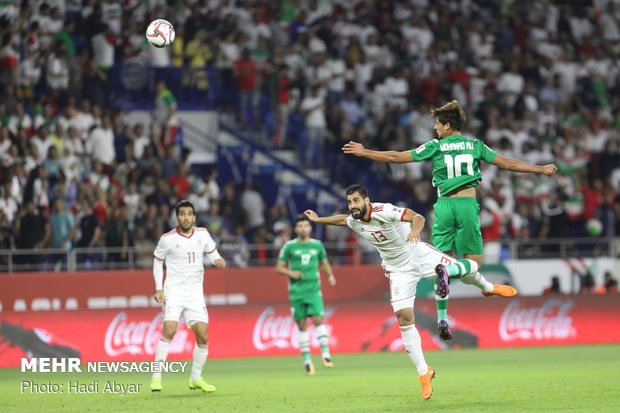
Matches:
[0,0,619,269]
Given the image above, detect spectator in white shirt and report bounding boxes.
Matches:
[132,123,151,159]
[87,113,116,167]
[300,84,327,168]
[497,61,525,103]
[91,25,116,70]
[384,68,409,110]
[30,125,53,163]
[326,49,346,103]
[240,181,266,234]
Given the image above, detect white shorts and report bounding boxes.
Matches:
[386,242,456,312]
[162,299,209,327]
[388,272,420,312]
[414,242,455,277]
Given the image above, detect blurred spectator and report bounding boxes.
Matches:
[300,84,327,167]
[218,225,250,268]
[250,224,272,265]
[234,48,259,125]
[188,181,210,218]
[596,271,618,294]
[198,200,229,236]
[86,113,115,168]
[0,210,13,250]
[76,200,102,249]
[154,81,178,148]
[45,199,75,251]
[241,181,266,235]
[0,186,18,228]
[272,221,292,250]
[542,276,564,296]
[0,33,18,87]
[15,201,47,267]
[579,271,596,294]
[104,207,129,264]
[133,226,155,268]
[168,166,191,200]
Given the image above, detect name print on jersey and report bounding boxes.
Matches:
[439,142,475,151]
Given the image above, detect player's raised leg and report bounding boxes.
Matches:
[395,307,435,400]
[188,321,216,393]
[434,280,452,340]
[151,320,177,392]
[453,207,516,297]
[312,316,333,367]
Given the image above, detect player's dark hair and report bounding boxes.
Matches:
[431,100,467,131]
[295,215,311,225]
[175,200,195,216]
[345,184,369,199]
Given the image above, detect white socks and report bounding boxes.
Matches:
[399,324,428,376]
[152,337,170,379]
[190,344,208,380]
[461,271,494,293]
[315,324,331,358]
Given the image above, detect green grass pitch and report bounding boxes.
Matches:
[1,344,619,413]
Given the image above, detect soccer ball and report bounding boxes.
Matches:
[586,218,603,236]
[146,19,175,48]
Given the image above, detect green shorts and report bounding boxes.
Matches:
[290,292,325,321]
[432,197,483,255]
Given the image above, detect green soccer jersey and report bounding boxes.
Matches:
[277,238,327,300]
[410,134,497,197]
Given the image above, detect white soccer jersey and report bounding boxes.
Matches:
[153,227,219,300]
[346,202,415,272]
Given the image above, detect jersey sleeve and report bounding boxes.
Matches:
[277,243,289,263]
[376,203,407,222]
[345,216,354,228]
[153,236,169,260]
[203,231,218,254]
[410,139,438,161]
[478,140,497,163]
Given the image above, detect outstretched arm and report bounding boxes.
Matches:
[342,141,412,164]
[492,154,557,176]
[304,209,348,226]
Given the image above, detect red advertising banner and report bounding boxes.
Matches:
[1,296,619,367]
[0,267,389,312]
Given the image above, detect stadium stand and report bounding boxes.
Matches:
[0,0,618,270]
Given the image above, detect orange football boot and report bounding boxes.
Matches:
[419,367,436,400]
[482,283,518,298]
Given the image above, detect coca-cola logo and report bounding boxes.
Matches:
[499,299,575,342]
[253,307,298,351]
[252,307,334,351]
[105,312,191,356]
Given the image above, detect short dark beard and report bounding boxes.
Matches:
[179,222,193,233]
[350,205,367,220]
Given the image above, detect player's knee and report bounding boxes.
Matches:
[162,327,177,340]
[465,254,482,267]
[296,319,308,331]
[312,317,324,326]
[395,309,415,326]
[196,332,208,345]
